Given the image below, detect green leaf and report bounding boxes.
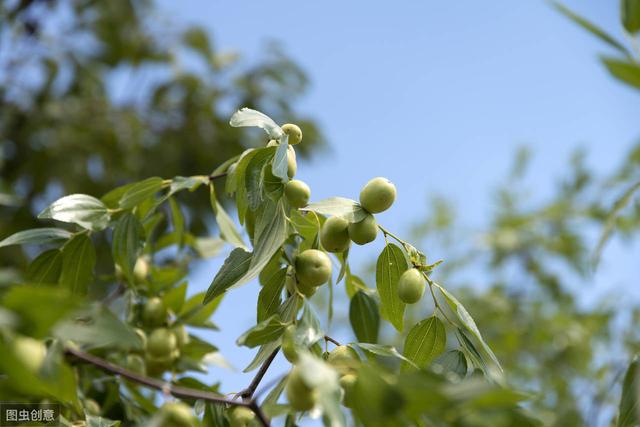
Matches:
[617,357,640,427]
[38,195,110,231]
[54,306,143,350]
[180,292,223,328]
[162,282,187,313]
[622,0,640,33]
[402,316,446,371]
[298,302,324,346]
[60,234,96,295]
[352,343,418,369]
[119,177,165,209]
[303,197,368,222]
[375,243,408,332]
[345,268,368,298]
[244,340,280,372]
[434,350,468,378]
[0,228,73,248]
[182,27,212,57]
[203,248,252,303]
[601,57,640,89]
[26,249,63,284]
[111,213,144,284]
[236,314,288,348]
[86,416,121,427]
[209,185,247,249]
[435,283,503,382]
[552,1,630,56]
[229,108,284,139]
[245,147,276,211]
[169,175,209,195]
[169,197,185,247]
[272,136,290,181]
[290,210,321,251]
[2,285,81,338]
[257,267,287,322]
[349,291,380,343]
[234,149,258,223]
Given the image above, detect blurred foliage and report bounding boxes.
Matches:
[0,0,324,271]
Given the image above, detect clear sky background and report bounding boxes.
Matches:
[155,0,639,421]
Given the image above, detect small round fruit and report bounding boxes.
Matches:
[228,406,256,427]
[295,249,332,287]
[281,325,299,363]
[284,179,309,208]
[359,177,396,214]
[348,214,378,245]
[397,268,425,304]
[159,402,197,427]
[13,337,46,373]
[287,145,297,178]
[286,366,316,411]
[281,123,303,145]
[84,399,101,416]
[340,374,357,408]
[173,325,190,348]
[296,278,317,297]
[147,328,177,358]
[126,354,146,376]
[134,257,150,282]
[327,345,359,367]
[320,216,350,253]
[142,297,167,327]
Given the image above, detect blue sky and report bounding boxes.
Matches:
[156,0,639,414]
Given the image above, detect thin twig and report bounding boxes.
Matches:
[324,335,341,346]
[235,348,279,401]
[208,172,228,182]
[64,347,270,427]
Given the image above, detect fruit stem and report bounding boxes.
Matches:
[324,335,342,347]
[64,346,270,426]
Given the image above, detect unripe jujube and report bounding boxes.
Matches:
[158,402,197,427]
[133,257,150,282]
[327,345,359,373]
[348,214,378,245]
[84,399,101,416]
[228,406,256,427]
[339,373,357,408]
[142,297,167,327]
[281,123,303,145]
[173,325,190,348]
[359,177,396,214]
[397,268,425,304]
[126,354,146,376]
[147,328,178,358]
[282,324,299,363]
[286,366,316,411]
[320,216,350,253]
[13,336,47,373]
[284,179,310,208]
[295,249,332,287]
[266,140,297,177]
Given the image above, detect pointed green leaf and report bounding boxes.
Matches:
[237,314,288,348]
[601,57,640,89]
[39,195,110,231]
[229,108,284,139]
[111,213,144,284]
[119,177,165,209]
[349,291,380,343]
[209,185,247,249]
[375,243,408,331]
[272,136,290,181]
[402,316,446,371]
[0,228,73,248]
[245,147,276,211]
[622,0,640,33]
[434,350,468,378]
[303,197,368,222]
[203,248,252,303]
[26,249,63,284]
[257,267,287,322]
[60,234,96,295]
[617,357,640,427]
[353,343,417,369]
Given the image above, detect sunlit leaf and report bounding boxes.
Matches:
[402,316,446,371]
[349,291,379,343]
[60,234,96,295]
[229,107,284,139]
[376,243,408,331]
[303,197,368,223]
[0,228,73,248]
[39,195,110,231]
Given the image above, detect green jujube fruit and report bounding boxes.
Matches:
[295,249,332,287]
[348,214,378,245]
[320,216,350,253]
[282,123,303,145]
[126,354,146,376]
[282,324,299,363]
[359,177,396,213]
[142,297,167,327]
[158,402,197,427]
[228,406,256,427]
[397,268,425,304]
[285,179,310,208]
[13,337,47,373]
[147,328,178,357]
[286,366,317,411]
[340,373,357,408]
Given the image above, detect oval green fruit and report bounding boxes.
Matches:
[159,402,197,427]
[142,297,167,327]
[287,145,297,178]
[286,366,316,411]
[284,179,310,209]
[281,123,303,145]
[147,328,177,358]
[327,345,359,367]
[282,325,299,363]
[295,249,331,287]
[320,216,350,253]
[348,214,378,245]
[13,336,47,373]
[359,177,396,214]
[133,257,150,282]
[84,399,101,416]
[228,406,256,427]
[397,268,425,304]
[126,354,147,376]
[173,325,190,348]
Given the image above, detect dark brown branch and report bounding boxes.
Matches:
[235,348,279,401]
[324,335,341,346]
[208,172,228,182]
[64,347,270,426]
